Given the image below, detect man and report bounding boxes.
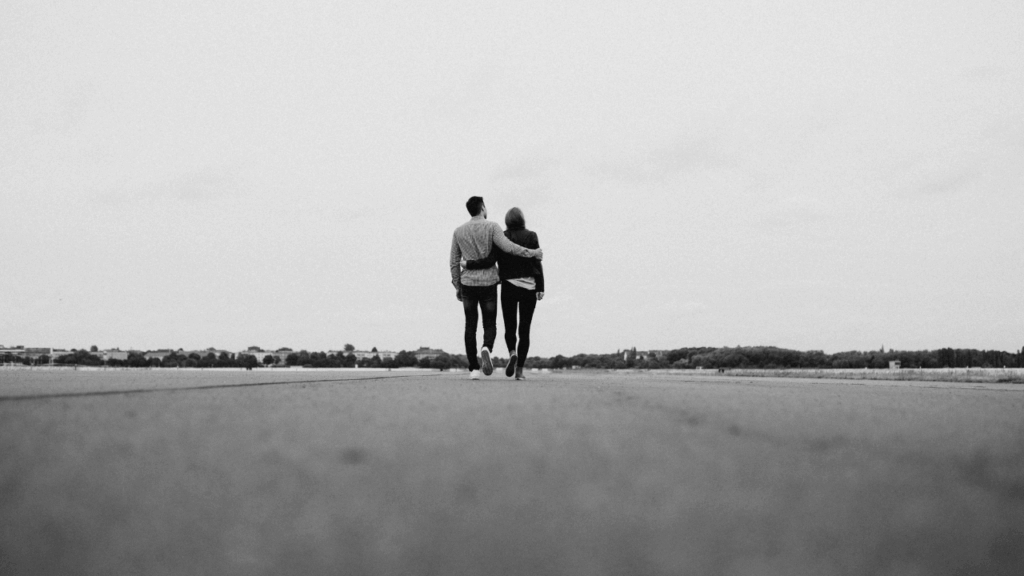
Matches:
[450,196,542,380]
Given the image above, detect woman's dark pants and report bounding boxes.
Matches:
[462,284,498,371]
[501,281,537,368]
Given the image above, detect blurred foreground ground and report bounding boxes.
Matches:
[1,369,1022,576]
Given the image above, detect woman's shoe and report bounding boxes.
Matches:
[514,366,525,380]
[480,347,493,376]
[506,353,517,377]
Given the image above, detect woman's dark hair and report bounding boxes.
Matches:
[505,207,526,230]
[466,196,485,216]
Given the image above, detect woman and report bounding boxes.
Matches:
[463,207,544,380]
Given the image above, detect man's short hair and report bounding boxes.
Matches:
[466,196,485,216]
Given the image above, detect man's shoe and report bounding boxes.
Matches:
[480,347,493,376]
[469,370,482,380]
[505,353,517,377]
[515,366,525,380]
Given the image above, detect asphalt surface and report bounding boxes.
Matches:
[1,369,1022,576]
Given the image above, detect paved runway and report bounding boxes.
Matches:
[1,369,1022,575]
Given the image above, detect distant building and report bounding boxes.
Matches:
[1,348,25,361]
[24,348,52,359]
[621,349,662,361]
[413,347,445,361]
[102,350,129,362]
[889,360,901,370]
[350,350,396,360]
[191,348,232,358]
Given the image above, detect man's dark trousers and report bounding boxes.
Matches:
[462,284,498,371]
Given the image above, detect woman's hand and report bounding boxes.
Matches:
[537,292,544,301]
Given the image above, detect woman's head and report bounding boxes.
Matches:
[505,207,526,230]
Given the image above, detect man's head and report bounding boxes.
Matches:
[466,196,487,218]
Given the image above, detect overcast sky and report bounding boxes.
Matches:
[2,0,1022,356]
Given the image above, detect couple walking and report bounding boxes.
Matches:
[449,196,545,380]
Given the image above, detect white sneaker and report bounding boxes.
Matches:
[469,370,482,380]
[480,347,493,376]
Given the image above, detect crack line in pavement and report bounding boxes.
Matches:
[0,373,447,403]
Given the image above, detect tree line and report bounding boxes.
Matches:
[1,348,470,370]
[6,345,1022,370]
[521,346,1024,370]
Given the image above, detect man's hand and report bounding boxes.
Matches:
[456,289,463,302]
[537,291,544,301]
[531,248,544,261]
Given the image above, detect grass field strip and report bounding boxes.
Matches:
[721,367,1024,383]
[0,372,445,403]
